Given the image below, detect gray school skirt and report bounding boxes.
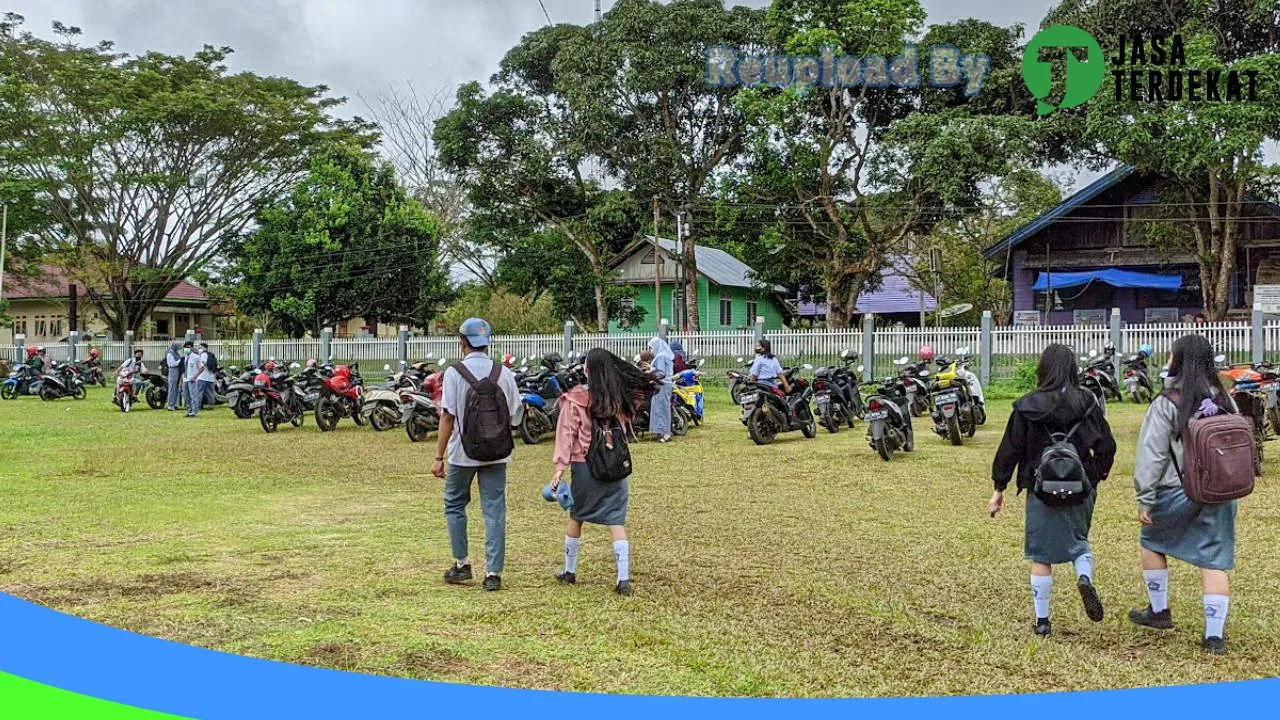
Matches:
[569,462,629,526]
[1024,490,1095,565]
[1140,486,1237,571]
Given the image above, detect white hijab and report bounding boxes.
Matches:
[648,336,674,362]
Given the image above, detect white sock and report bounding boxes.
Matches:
[457,557,470,568]
[1031,575,1053,620]
[613,540,630,583]
[1074,552,1094,581]
[1144,569,1169,613]
[564,536,581,574]
[1203,594,1230,639]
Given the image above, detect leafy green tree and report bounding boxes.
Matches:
[555,0,766,330]
[230,141,449,337]
[437,284,562,336]
[1044,0,1280,319]
[0,15,356,335]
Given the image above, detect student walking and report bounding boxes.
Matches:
[1130,334,1246,655]
[430,318,523,592]
[990,344,1117,636]
[550,348,654,596]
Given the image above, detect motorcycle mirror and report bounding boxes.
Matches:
[425,353,435,360]
[1214,354,1227,364]
[384,364,391,371]
[955,346,970,355]
[920,369,931,377]
[1089,350,1098,359]
[735,356,744,363]
[803,364,813,370]
[290,362,300,369]
[893,357,909,366]
[857,365,865,374]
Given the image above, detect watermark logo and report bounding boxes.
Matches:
[705,45,991,96]
[1022,25,1106,116]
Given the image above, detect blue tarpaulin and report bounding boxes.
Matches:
[1032,269,1182,292]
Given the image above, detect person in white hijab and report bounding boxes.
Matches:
[647,336,674,442]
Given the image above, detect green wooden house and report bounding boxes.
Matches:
[607,237,788,334]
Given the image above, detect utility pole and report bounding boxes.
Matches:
[595,0,602,23]
[652,197,662,328]
[676,208,685,331]
[0,205,7,308]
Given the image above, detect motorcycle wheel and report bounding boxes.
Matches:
[946,415,963,446]
[904,421,916,452]
[72,383,87,400]
[118,392,131,413]
[797,403,817,439]
[849,394,863,425]
[1269,406,1280,436]
[146,386,164,410]
[406,414,432,443]
[746,408,777,445]
[964,409,976,438]
[315,398,340,432]
[519,407,550,445]
[672,408,690,437]
[821,407,840,434]
[260,407,279,433]
[233,396,255,419]
[1,384,15,400]
[730,382,743,406]
[875,435,895,462]
[40,383,56,401]
[98,375,108,388]
[370,403,397,432]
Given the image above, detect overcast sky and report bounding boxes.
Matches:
[8,0,1275,192]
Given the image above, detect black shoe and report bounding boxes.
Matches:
[1078,575,1104,622]
[616,580,632,596]
[483,574,501,592]
[444,564,473,585]
[1201,636,1226,655]
[555,571,576,585]
[1034,618,1052,636]
[1128,606,1174,630]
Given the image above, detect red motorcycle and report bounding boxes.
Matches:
[252,362,307,433]
[315,365,366,432]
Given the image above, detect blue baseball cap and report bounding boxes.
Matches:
[459,318,492,348]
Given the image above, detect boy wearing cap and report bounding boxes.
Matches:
[431,318,523,591]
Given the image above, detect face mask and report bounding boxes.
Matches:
[755,348,764,355]
[183,349,191,356]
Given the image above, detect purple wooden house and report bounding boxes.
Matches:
[792,263,937,327]
[984,166,1280,325]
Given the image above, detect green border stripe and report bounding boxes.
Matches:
[0,671,192,719]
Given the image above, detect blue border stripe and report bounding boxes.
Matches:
[0,592,1277,719]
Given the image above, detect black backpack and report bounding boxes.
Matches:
[1033,409,1094,506]
[587,417,632,483]
[204,350,219,374]
[453,362,514,463]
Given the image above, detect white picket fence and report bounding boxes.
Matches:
[4,321,1275,382]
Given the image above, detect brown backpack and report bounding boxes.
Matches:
[1163,390,1256,504]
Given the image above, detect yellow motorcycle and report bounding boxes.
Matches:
[927,348,980,446]
[673,359,705,426]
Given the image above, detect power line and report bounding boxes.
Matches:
[538,0,553,24]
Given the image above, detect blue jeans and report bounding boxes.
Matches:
[185,380,206,415]
[443,464,507,575]
[166,368,182,409]
[203,379,217,408]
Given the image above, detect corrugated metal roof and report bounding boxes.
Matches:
[647,237,786,292]
[982,165,1137,260]
[4,266,210,303]
[794,262,935,316]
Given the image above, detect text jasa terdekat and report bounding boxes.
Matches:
[1110,33,1261,103]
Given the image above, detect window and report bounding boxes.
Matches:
[13,316,27,336]
[671,289,684,327]
[618,297,635,328]
[641,249,656,265]
[1033,282,1116,313]
[719,293,734,326]
[34,316,47,337]
[50,317,63,338]
[746,298,759,325]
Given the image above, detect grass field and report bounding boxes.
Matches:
[2,389,1279,698]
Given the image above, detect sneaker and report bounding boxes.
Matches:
[1201,636,1226,656]
[483,574,501,592]
[443,564,473,585]
[1078,575,1104,622]
[616,580,632,596]
[555,571,576,585]
[658,436,672,444]
[1128,606,1174,630]
[1034,618,1052,636]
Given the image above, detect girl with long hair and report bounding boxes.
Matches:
[990,344,1117,637]
[550,348,654,596]
[1130,334,1239,655]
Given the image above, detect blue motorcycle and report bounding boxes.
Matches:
[2,365,42,400]
[517,354,566,445]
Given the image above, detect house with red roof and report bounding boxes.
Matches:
[1,266,221,344]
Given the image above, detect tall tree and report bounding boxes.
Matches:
[230,141,449,338]
[0,15,353,335]
[1045,0,1280,319]
[556,0,766,330]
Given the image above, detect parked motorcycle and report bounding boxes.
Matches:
[929,348,980,446]
[1079,349,1113,412]
[1,364,41,399]
[315,364,366,431]
[252,362,307,433]
[726,357,753,405]
[900,360,933,418]
[225,366,262,419]
[863,360,916,462]
[362,363,405,431]
[1083,346,1123,403]
[518,354,567,445]
[1221,360,1267,475]
[673,358,706,426]
[401,384,441,443]
[1122,353,1155,404]
[39,362,87,401]
[740,364,816,445]
[813,350,864,433]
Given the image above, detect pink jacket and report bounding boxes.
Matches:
[553,386,593,473]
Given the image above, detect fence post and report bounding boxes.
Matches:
[321,326,333,364]
[659,319,669,341]
[397,325,409,368]
[184,328,196,347]
[563,321,575,358]
[14,333,25,365]
[123,330,134,360]
[861,314,875,382]
[251,329,263,368]
[979,310,993,386]
[753,316,765,343]
[1109,307,1123,379]
[1252,307,1265,366]
[68,330,80,362]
